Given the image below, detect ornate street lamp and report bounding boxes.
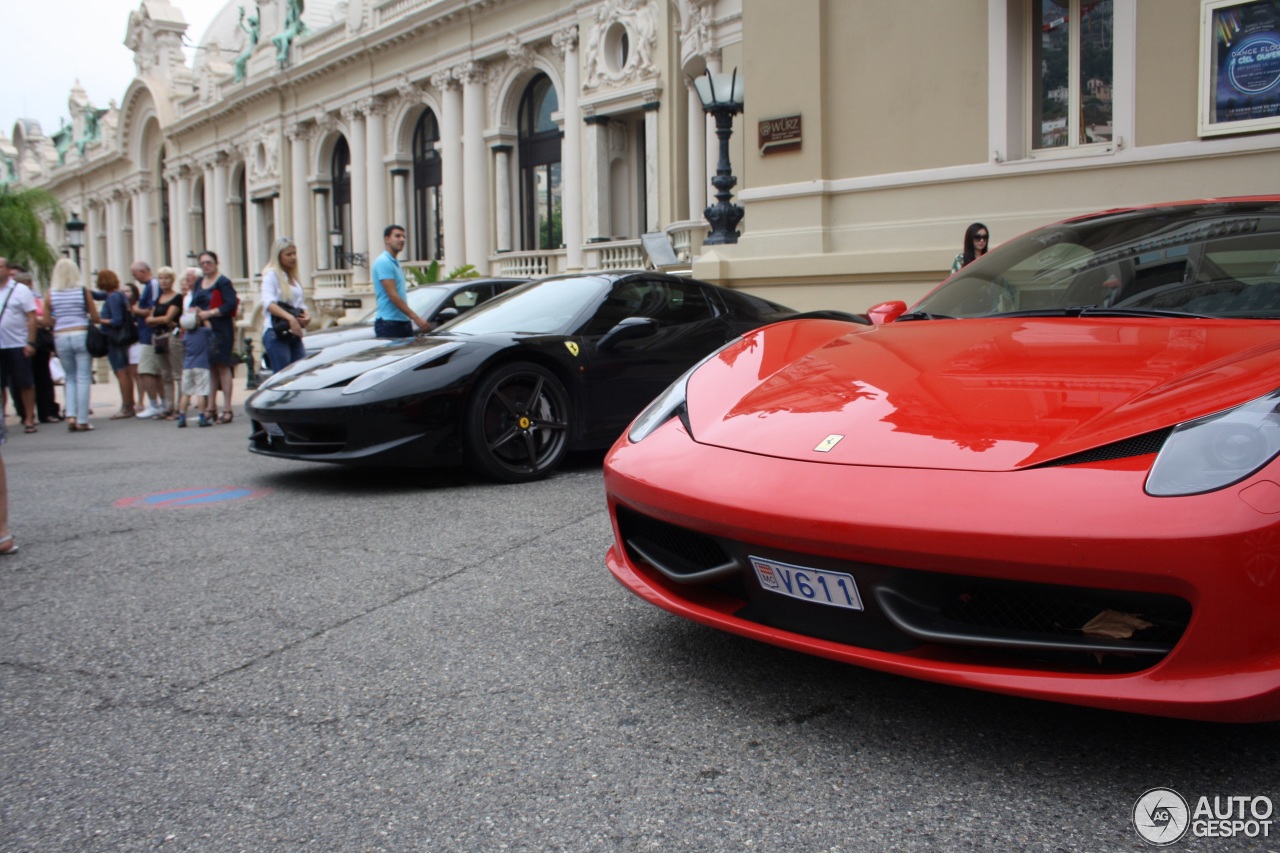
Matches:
[329,227,365,269]
[694,68,745,245]
[65,212,86,267]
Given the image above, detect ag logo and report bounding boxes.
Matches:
[1133,787,1190,846]
[564,342,580,357]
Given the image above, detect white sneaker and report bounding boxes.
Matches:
[136,404,163,419]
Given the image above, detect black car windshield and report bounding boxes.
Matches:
[438,276,612,335]
[912,201,1280,320]
[347,285,451,325]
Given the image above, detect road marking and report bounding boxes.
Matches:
[114,486,272,509]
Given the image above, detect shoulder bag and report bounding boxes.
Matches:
[105,293,139,347]
[85,290,110,357]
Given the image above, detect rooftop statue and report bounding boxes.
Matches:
[271,0,308,68]
[74,108,106,158]
[51,123,73,167]
[235,5,261,83]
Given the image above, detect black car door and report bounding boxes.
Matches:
[579,277,731,445]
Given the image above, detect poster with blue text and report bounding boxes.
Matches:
[1202,0,1280,134]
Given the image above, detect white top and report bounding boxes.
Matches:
[47,288,92,332]
[260,269,307,324]
[0,279,37,349]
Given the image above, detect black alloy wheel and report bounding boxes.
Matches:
[464,362,571,482]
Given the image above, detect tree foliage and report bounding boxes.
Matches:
[0,187,63,282]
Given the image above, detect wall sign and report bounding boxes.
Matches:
[758,114,802,154]
[1200,0,1280,136]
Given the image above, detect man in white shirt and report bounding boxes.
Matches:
[0,258,39,433]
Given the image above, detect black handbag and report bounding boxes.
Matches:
[107,320,139,348]
[86,324,109,357]
[271,302,304,339]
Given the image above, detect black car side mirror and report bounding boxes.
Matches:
[599,316,658,349]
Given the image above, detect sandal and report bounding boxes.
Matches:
[110,408,134,420]
[75,423,95,432]
[217,411,234,425]
[23,424,37,434]
[68,422,78,433]
[0,534,18,555]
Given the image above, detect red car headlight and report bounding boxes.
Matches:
[1147,389,1280,496]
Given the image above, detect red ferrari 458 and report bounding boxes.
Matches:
[604,197,1280,723]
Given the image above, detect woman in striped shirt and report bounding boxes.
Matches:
[45,259,101,431]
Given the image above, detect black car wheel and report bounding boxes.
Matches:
[465,362,571,482]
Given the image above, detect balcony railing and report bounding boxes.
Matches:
[493,250,565,278]
[586,240,645,271]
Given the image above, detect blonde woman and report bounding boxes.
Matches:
[260,237,312,372]
[45,258,101,431]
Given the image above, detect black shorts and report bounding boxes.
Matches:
[0,347,34,391]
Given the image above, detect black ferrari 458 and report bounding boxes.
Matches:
[245,271,801,482]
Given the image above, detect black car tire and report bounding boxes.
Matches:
[464,362,571,483]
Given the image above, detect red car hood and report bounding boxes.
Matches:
[685,317,1280,471]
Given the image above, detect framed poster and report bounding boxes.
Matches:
[1200,0,1280,136]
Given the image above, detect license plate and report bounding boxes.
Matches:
[750,556,864,611]
[264,422,285,437]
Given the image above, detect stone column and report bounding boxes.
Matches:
[492,145,513,254]
[643,100,660,233]
[460,62,490,271]
[687,80,706,218]
[390,168,410,249]
[106,194,125,274]
[312,187,331,271]
[583,116,611,242]
[434,70,465,268]
[132,178,154,265]
[342,104,368,268]
[555,26,583,269]
[212,153,231,270]
[287,125,312,286]
[364,97,388,266]
[165,169,181,267]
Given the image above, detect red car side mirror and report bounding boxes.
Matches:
[867,300,908,325]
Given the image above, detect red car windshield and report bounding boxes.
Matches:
[914,201,1280,319]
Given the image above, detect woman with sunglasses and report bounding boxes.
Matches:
[951,223,991,273]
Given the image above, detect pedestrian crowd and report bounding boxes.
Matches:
[0,252,249,433]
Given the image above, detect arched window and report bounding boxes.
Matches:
[412,109,443,261]
[519,74,562,251]
[331,136,351,268]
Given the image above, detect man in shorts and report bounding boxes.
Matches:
[131,261,169,418]
[0,258,39,434]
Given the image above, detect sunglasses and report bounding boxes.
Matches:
[974,233,989,241]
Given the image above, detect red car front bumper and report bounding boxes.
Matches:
[603,423,1280,723]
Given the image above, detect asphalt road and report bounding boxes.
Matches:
[2,388,1279,852]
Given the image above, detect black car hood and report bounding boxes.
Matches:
[259,335,470,392]
[253,331,549,393]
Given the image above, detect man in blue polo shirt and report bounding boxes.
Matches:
[371,224,429,338]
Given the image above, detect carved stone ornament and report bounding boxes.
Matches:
[552,25,579,57]
[506,34,534,71]
[680,0,713,65]
[249,132,280,182]
[583,0,659,90]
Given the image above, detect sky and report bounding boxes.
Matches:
[5,0,229,138]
